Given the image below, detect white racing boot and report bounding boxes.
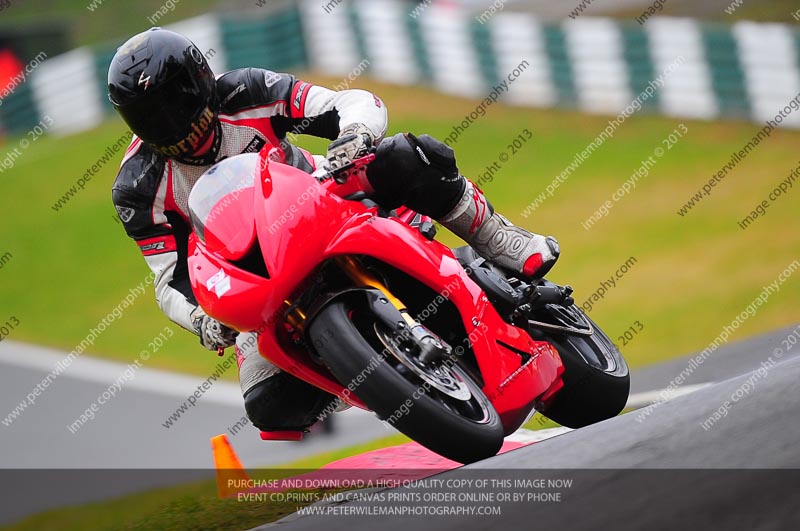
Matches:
[439,180,559,278]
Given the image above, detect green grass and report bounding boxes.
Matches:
[523,413,563,432]
[595,0,800,22]
[1,433,410,531]
[0,0,222,49]
[1,479,293,531]
[0,410,588,530]
[0,76,798,380]
[4,0,799,50]
[1,418,574,530]
[0,387,622,531]
[726,0,800,21]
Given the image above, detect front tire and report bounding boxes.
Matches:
[308,301,504,464]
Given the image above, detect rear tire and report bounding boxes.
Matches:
[308,301,504,464]
[535,308,630,428]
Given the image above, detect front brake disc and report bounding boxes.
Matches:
[374,324,471,401]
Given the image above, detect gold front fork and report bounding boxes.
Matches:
[334,256,417,328]
[283,300,307,331]
[282,256,414,333]
[336,256,451,365]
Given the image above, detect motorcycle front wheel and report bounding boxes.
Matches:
[308,300,504,464]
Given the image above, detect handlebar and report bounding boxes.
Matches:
[313,151,376,184]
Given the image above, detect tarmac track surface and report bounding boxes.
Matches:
[263,325,800,530]
[1,326,798,528]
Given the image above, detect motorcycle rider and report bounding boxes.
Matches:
[109,28,559,437]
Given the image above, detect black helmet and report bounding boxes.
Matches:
[108,28,218,159]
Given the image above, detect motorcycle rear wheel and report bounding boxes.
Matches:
[534,306,630,428]
[308,300,504,464]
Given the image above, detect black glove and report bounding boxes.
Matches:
[403,133,460,182]
[370,132,460,185]
[191,307,238,351]
[364,132,464,216]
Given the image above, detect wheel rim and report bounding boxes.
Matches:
[374,324,471,400]
[370,323,493,424]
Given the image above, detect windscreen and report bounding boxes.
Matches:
[188,153,259,242]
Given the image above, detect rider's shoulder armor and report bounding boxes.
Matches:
[111,143,168,239]
[216,68,296,116]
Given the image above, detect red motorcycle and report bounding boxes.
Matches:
[187,145,629,464]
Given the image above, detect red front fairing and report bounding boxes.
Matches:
[188,151,563,434]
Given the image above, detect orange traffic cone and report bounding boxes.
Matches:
[211,434,252,498]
